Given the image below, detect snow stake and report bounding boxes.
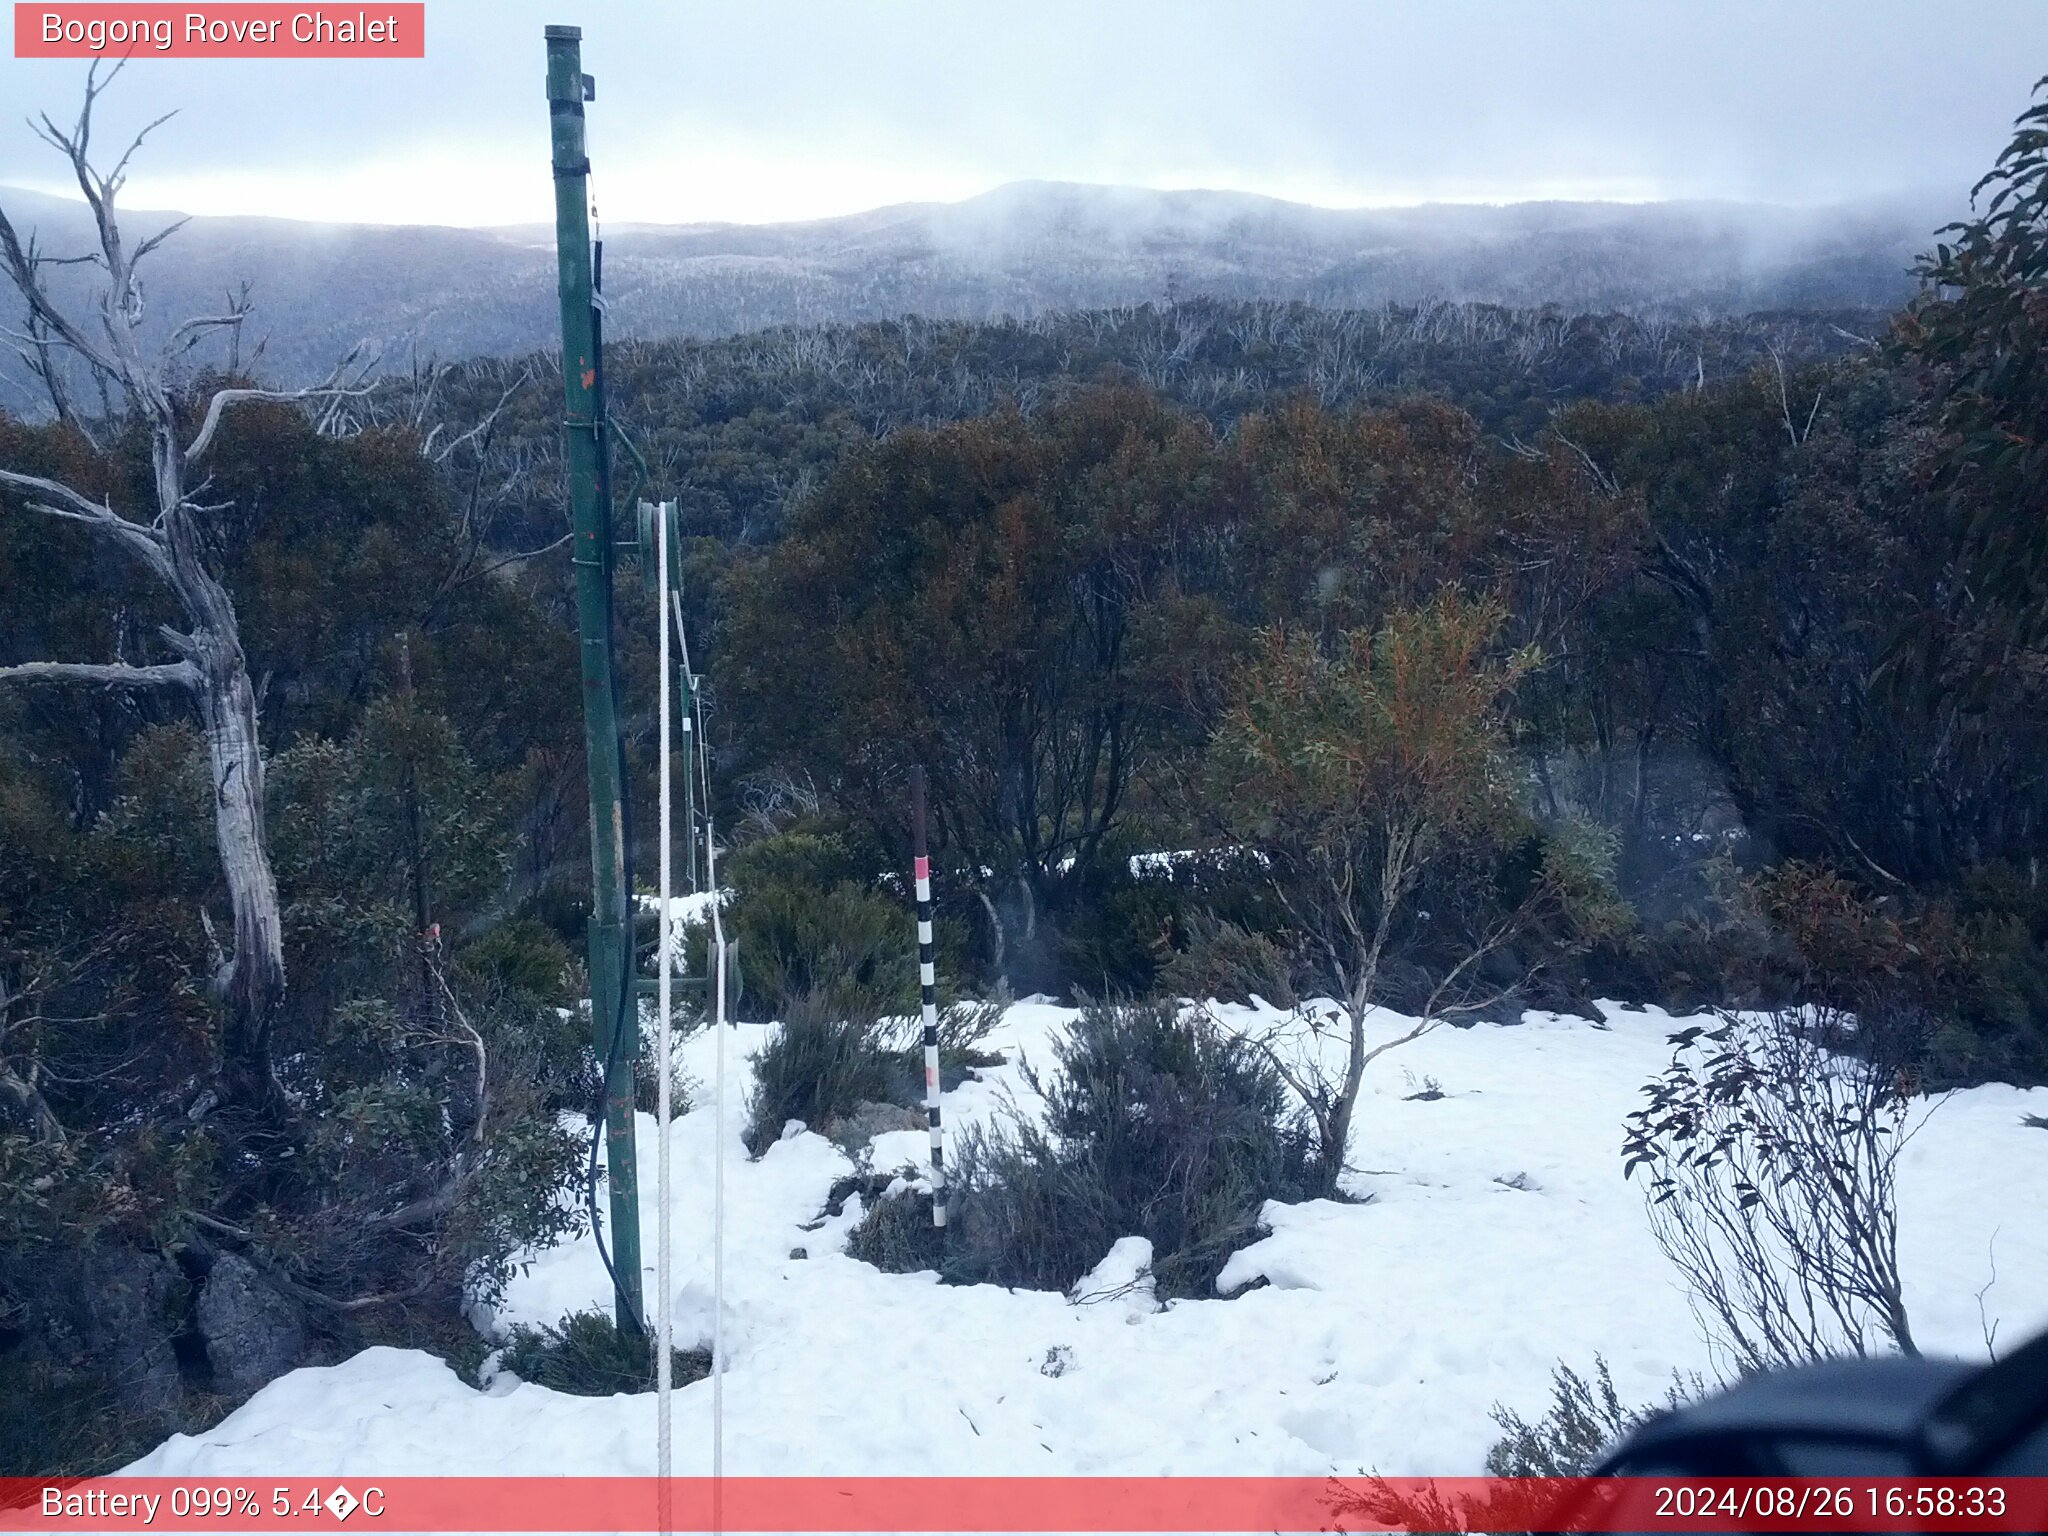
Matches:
[909,766,948,1228]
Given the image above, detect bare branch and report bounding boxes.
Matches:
[428,364,531,464]
[0,199,125,381]
[183,1212,430,1313]
[183,346,373,465]
[0,466,170,574]
[107,115,180,200]
[447,531,573,587]
[167,308,248,352]
[0,465,118,520]
[0,659,196,691]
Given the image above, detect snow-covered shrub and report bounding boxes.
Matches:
[496,1309,708,1397]
[840,1172,949,1274]
[848,1001,1315,1296]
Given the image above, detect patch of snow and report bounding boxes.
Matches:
[126,999,2048,1479]
[1071,1236,1159,1317]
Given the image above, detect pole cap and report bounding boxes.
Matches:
[544,24,581,39]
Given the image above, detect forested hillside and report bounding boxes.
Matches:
[430,297,1882,552]
[0,180,1942,413]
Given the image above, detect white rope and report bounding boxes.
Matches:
[653,503,674,1518]
[706,782,728,1529]
[653,505,723,1521]
[662,538,727,1517]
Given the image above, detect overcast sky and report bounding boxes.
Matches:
[2,1,2044,227]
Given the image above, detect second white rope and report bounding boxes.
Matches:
[653,503,674,1513]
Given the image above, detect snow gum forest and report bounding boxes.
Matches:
[2,64,2048,1485]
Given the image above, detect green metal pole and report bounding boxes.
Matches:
[546,23,643,1333]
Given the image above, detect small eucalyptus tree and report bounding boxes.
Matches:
[0,68,368,1111]
[1203,593,1602,1193]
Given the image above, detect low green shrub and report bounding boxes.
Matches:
[455,918,578,1008]
[717,825,923,1023]
[1486,1356,1700,1476]
[496,1310,709,1397]
[847,1001,1314,1297]
[743,1007,906,1155]
[1157,915,1299,1007]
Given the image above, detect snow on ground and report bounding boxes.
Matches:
[635,889,728,929]
[128,1000,2048,1478]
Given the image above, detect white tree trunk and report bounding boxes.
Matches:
[196,632,285,1094]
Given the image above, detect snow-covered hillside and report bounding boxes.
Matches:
[127,1001,2048,1478]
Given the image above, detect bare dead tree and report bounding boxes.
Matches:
[0,67,371,1112]
[737,768,822,841]
[1623,1005,1935,1375]
[1767,342,1825,447]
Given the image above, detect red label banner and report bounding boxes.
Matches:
[14,5,425,57]
[2,1476,2046,1532]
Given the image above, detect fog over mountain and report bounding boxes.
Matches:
[0,178,1951,406]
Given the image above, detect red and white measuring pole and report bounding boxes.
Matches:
[909,765,947,1229]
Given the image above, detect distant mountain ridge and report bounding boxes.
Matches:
[0,178,1951,406]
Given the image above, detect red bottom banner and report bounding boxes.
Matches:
[2,1476,2044,1532]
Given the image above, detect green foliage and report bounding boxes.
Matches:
[716,824,916,1024]
[1051,845,1287,1000]
[723,389,1227,992]
[1212,594,1534,858]
[743,1011,906,1156]
[452,1107,589,1310]
[91,724,217,894]
[1485,1357,1694,1476]
[1939,862,2048,1084]
[496,1310,710,1397]
[456,919,578,1009]
[732,884,913,1025]
[1900,76,2048,656]
[1206,593,1539,1005]
[1158,915,1300,1008]
[849,1002,1314,1297]
[0,398,589,1434]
